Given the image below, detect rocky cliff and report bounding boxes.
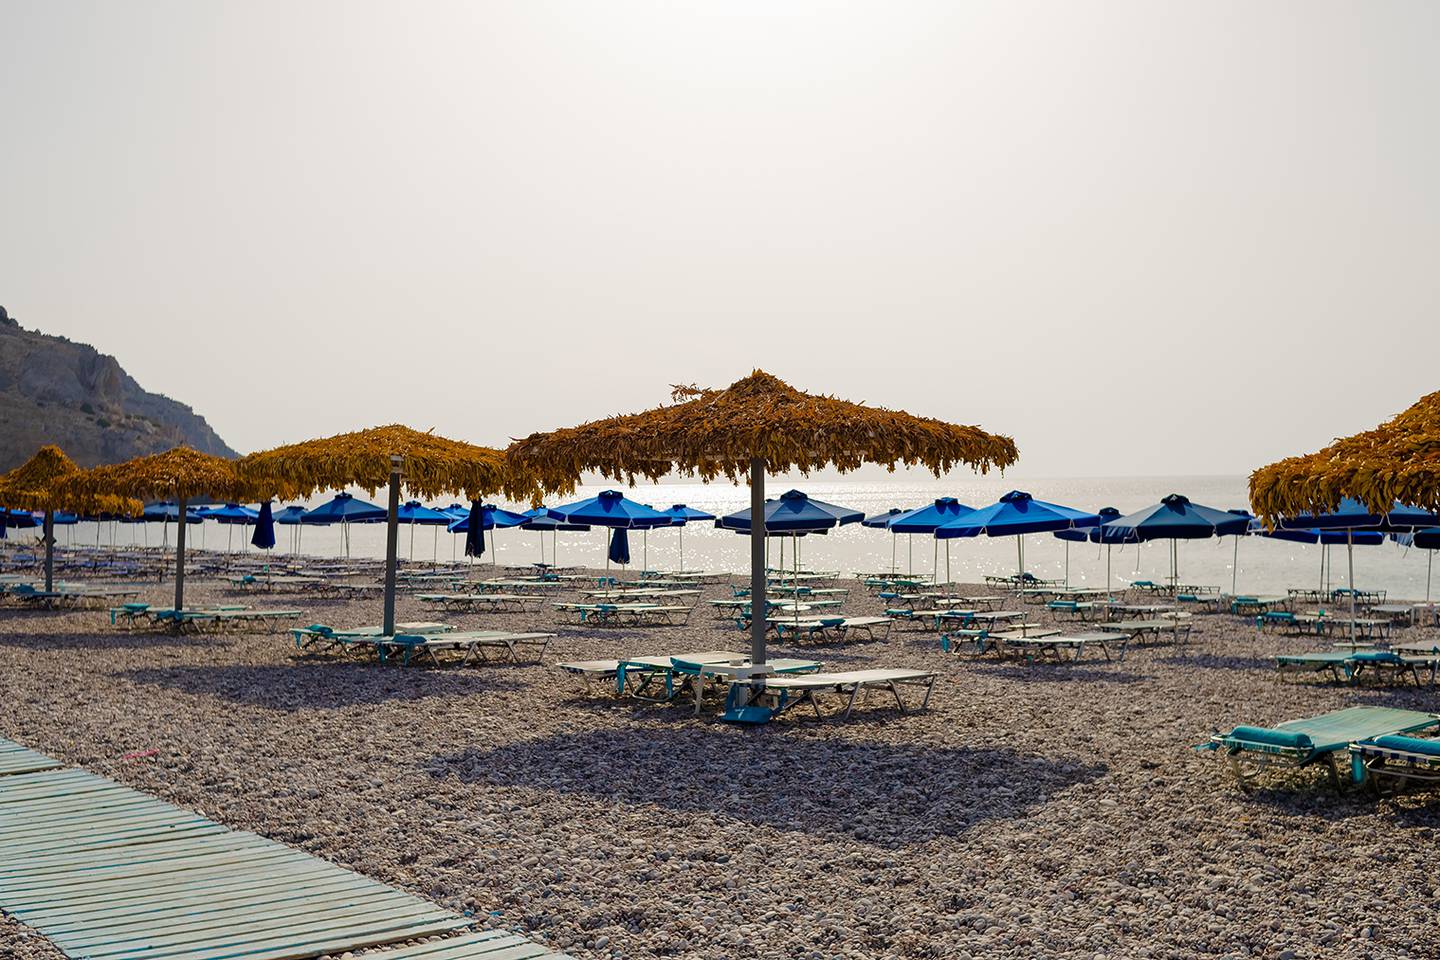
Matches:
[0,306,237,471]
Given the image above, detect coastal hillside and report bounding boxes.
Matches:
[0,305,237,471]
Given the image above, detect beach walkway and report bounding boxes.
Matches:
[0,737,568,960]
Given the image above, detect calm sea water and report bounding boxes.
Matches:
[60,475,1439,601]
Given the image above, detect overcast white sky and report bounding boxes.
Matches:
[2,1,1436,478]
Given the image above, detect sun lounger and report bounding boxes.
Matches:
[998,631,1131,662]
[1100,618,1193,644]
[377,629,556,666]
[416,592,547,612]
[1350,734,1440,793]
[555,659,623,694]
[1230,595,1290,615]
[616,650,750,701]
[291,621,453,653]
[1198,705,1440,790]
[772,615,893,642]
[555,602,693,626]
[747,669,938,721]
[671,655,822,714]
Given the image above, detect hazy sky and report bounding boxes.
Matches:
[3,1,1436,479]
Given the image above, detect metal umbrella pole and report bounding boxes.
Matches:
[1231,536,1239,596]
[1346,530,1356,646]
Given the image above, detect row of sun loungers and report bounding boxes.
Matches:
[553,602,695,626]
[417,592,549,613]
[109,603,303,633]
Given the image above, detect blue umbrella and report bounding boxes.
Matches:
[450,504,528,564]
[657,504,716,573]
[863,506,916,576]
[718,490,861,591]
[608,528,631,566]
[548,491,670,586]
[889,497,974,584]
[396,500,453,562]
[435,503,469,520]
[1052,506,1122,588]
[303,493,386,558]
[938,491,1101,586]
[1401,528,1440,602]
[1271,499,1440,637]
[199,503,260,554]
[1101,494,1249,592]
[519,506,592,568]
[716,489,863,533]
[251,501,276,551]
[128,501,201,549]
[1253,518,1387,599]
[271,504,310,554]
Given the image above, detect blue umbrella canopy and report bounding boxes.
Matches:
[302,493,386,524]
[1273,497,1440,532]
[198,503,260,524]
[396,501,453,525]
[435,503,469,520]
[937,491,1101,539]
[519,507,592,532]
[608,528,631,565]
[138,502,203,524]
[890,497,973,534]
[1053,506,1122,543]
[50,511,79,525]
[447,504,529,533]
[861,507,913,529]
[547,490,671,529]
[716,489,863,533]
[1413,528,1440,550]
[658,504,715,525]
[1250,520,1386,546]
[272,505,311,525]
[1101,494,1250,541]
[251,501,276,550]
[1,508,38,528]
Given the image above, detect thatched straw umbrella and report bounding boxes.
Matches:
[509,370,1018,673]
[1251,390,1440,635]
[1250,389,1440,520]
[62,447,242,610]
[0,445,139,591]
[236,425,538,635]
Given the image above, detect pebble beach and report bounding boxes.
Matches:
[1,572,1438,960]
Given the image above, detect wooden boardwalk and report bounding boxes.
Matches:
[0,737,569,960]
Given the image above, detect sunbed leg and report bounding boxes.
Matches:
[842,684,861,721]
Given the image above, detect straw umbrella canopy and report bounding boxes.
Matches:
[1250,392,1440,641]
[1250,389,1440,521]
[0,445,140,591]
[236,425,540,635]
[509,370,1017,676]
[62,446,243,610]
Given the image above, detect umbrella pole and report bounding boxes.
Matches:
[1427,550,1433,604]
[1016,535,1023,581]
[679,525,684,573]
[643,529,648,574]
[1347,530,1356,646]
[174,496,188,611]
[409,522,415,561]
[933,537,938,584]
[1064,541,1070,588]
[890,533,895,578]
[793,532,799,627]
[433,525,438,568]
[382,456,402,636]
[42,509,54,592]
[749,457,768,673]
[1106,544,1112,599]
[908,534,913,576]
[945,540,951,590]
[1232,536,1239,596]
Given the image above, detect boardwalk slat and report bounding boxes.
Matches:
[0,736,559,960]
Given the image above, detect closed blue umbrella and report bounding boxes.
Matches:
[657,504,715,573]
[548,491,670,587]
[938,491,1101,586]
[303,493,386,558]
[464,500,486,560]
[608,528,631,566]
[251,501,276,551]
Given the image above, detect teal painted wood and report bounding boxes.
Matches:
[0,738,578,960]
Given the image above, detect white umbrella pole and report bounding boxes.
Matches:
[908,534,913,576]
[1015,535,1023,581]
[1064,541,1070,587]
[1106,544,1112,598]
[643,529,648,573]
[945,540,951,589]
[1347,531,1356,645]
[933,537,938,584]
[1427,550,1433,604]
[1231,537,1239,596]
[679,525,684,573]
[432,525,438,567]
[890,533,895,578]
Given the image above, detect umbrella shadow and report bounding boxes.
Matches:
[969,663,1148,684]
[0,630,221,652]
[117,661,511,711]
[428,728,1106,847]
[1153,653,1273,672]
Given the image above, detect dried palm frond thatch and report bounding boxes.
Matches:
[237,424,539,503]
[1250,389,1440,522]
[507,370,1019,494]
[0,445,140,515]
[59,446,240,513]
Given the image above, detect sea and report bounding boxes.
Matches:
[58,475,1439,602]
